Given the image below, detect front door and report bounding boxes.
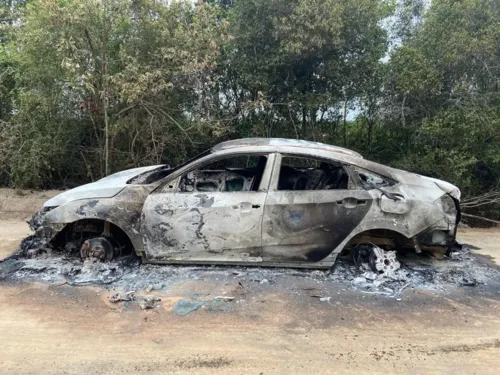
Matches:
[262,154,373,263]
[141,154,273,263]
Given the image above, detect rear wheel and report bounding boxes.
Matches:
[369,248,400,275]
[352,243,400,275]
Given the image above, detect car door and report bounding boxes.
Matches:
[141,153,275,263]
[261,153,373,264]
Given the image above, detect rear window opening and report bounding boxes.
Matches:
[354,167,396,189]
[278,156,349,191]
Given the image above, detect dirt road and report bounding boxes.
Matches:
[1,190,500,374]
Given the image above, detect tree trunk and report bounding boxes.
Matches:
[102,9,110,176]
[104,97,109,176]
[367,117,373,147]
[302,106,307,138]
[343,99,348,146]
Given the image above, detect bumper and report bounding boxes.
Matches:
[416,196,461,254]
[417,228,457,248]
[35,223,65,241]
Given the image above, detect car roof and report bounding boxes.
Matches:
[212,138,363,158]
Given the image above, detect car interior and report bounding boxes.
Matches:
[178,154,350,193]
[278,156,349,190]
[179,155,268,192]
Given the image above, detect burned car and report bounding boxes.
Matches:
[31,138,461,269]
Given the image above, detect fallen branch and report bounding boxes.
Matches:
[462,213,500,225]
[462,191,500,208]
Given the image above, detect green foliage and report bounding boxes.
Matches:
[371,0,500,201]
[1,0,228,187]
[221,0,390,141]
[0,0,498,218]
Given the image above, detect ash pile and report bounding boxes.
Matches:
[339,245,411,299]
[328,243,500,297]
[1,232,500,301]
[0,235,131,285]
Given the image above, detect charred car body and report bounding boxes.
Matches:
[32,138,461,268]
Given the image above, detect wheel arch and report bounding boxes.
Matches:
[52,218,136,255]
[344,228,414,251]
[329,219,415,258]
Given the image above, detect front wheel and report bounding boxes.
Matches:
[80,237,115,261]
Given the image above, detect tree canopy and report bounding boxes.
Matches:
[0,0,499,218]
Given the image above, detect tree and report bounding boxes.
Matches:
[377,0,500,198]
[0,0,498,220]
[1,0,227,187]
[222,0,391,142]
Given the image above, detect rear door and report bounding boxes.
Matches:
[262,154,373,263]
[141,153,274,263]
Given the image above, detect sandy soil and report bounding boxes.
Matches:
[0,188,60,221]
[1,190,500,374]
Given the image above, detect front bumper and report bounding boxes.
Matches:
[35,223,65,241]
[31,206,65,241]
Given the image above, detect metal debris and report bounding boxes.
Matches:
[214,296,235,301]
[15,235,50,259]
[2,234,500,307]
[362,271,378,280]
[139,295,161,310]
[109,291,135,303]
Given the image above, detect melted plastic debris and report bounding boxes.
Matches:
[174,299,204,316]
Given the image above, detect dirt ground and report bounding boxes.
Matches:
[1,190,500,374]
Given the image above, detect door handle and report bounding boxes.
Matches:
[336,198,367,208]
[233,202,261,212]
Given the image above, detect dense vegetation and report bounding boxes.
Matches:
[0,0,499,218]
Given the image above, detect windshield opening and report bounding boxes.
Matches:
[127,149,212,185]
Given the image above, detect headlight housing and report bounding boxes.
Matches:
[28,206,58,231]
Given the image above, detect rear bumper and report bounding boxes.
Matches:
[417,228,457,249]
[417,195,461,253]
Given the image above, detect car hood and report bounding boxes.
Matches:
[43,165,163,207]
